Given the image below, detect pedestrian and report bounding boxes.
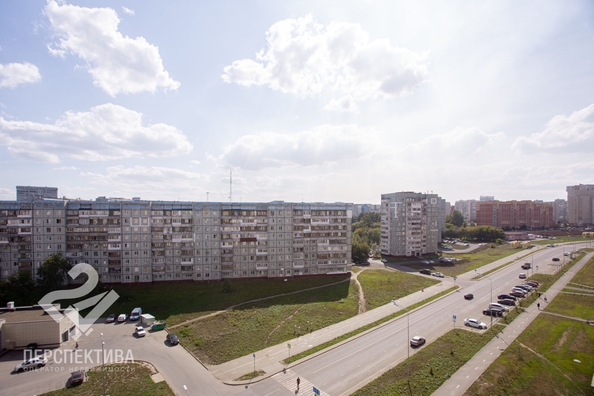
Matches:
[297,377,300,389]
[537,303,540,310]
[422,287,424,292]
[544,296,547,302]
[75,342,78,349]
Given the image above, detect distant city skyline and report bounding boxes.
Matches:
[1,1,593,204]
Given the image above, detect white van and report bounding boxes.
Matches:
[130,307,142,321]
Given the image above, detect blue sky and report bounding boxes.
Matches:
[1,1,593,204]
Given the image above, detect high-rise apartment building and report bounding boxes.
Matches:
[380,192,446,257]
[454,199,477,223]
[476,200,553,230]
[567,184,594,226]
[549,199,567,225]
[0,197,352,283]
[16,186,58,201]
[480,196,495,201]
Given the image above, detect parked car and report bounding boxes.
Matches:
[130,307,142,321]
[106,313,116,323]
[69,370,85,386]
[464,318,488,329]
[515,284,532,292]
[497,294,517,301]
[419,269,431,275]
[526,280,540,287]
[421,260,430,265]
[498,299,516,306]
[519,273,527,279]
[552,257,560,261]
[410,336,426,347]
[135,326,146,337]
[464,293,474,300]
[14,357,48,372]
[509,290,526,298]
[166,333,179,345]
[524,280,539,288]
[483,309,503,317]
[489,303,509,312]
[117,313,127,322]
[432,272,445,278]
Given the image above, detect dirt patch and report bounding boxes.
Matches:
[569,328,593,353]
[551,328,570,353]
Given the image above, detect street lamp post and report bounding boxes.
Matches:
[100,333,106,396]
[488,278,493,329]
[407,313,410,384]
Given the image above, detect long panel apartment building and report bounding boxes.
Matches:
[476,200,553,229]
[0,197,352,284]
[380,192,446,257]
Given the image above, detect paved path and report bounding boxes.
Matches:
[433,251,594,396]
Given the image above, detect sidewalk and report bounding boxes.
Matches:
[433,251,594,396]
[210,246,544,383]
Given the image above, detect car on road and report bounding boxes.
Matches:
[432,272,445,278]
[117,313,127,322]
[69,370,85,386]
[497,294,517,301]
[564,252,569,256]
[552,257,560,261]
[166,333,179,345]
[521,263,531,270]
[14,357,48,372]
[106,313,116,323]
[509,290,526,298]
[483,309,503,317]
[135,326,146,337]
[498,299,516,306]
[519,272,527,279]
[410,336,426,347]
[419,269,431,275]
[464,318,488,329]
[464,293,474,300]
[381,259,387,263]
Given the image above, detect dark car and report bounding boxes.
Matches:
[166,333,179,345]
[419,269,431,275]
[483,309,503,317]
[106,313,116,323]
[521,263,531,270]
[498,299,516,306]
[464,293,474,300]
[509,290,526,298]
[497,294,517,301]
[524,281,539,288]
[552,257,560,262]
[69,370,85,386]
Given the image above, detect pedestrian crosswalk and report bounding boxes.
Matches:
[272,368,329,395]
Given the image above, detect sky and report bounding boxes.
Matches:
[1,1,594,205]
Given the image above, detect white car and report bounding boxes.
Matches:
[14,357,48,372]
[410,336,426,347]
[117,313,127,322]
[464,318,487,329]
[135,326,146,337]
[432,272,445,278]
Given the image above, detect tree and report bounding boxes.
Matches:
[352,239,370,264]
[1,269,36,306]
[446,210,465,227]
[37,253,72,294]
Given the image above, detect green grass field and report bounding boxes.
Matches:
[357,270,439,310]
[41,363,174,396]
[177,279,358,365]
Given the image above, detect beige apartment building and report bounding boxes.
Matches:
[380,192,446,257]
[0,196,352,283]
[567,184,594,227]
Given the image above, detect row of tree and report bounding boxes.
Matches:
[445,210,505,241]
[352,212,381,263]
[0,253,73,306]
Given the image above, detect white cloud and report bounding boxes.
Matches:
[512,103,594,154]
[83,165,208,200]
[222,14,428,109]
[219,124,371,170]
[324,95,358,112]
[54,166,78,171]
[0,103,192,163]
[190,160,201,165]
[45,0,179,96]
[403,127,506,158]
[0,62,42,88]
[121,6,135,16]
